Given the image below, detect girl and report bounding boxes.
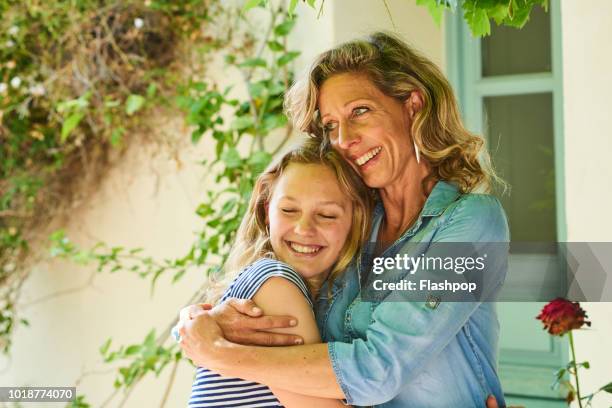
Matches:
[177,138,373,407]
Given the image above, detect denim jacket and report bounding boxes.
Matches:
[315,181,509,408]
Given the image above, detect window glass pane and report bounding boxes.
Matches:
[481,6,551,76]
[484,93,556,242]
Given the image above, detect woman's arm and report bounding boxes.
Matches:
[250,277,348,407]
[180,313,344,399]
[181,195,509,405]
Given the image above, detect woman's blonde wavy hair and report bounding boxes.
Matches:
[206,138,373,304]
[284,31,502,193]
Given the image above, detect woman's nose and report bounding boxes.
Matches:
[337,122,360,150]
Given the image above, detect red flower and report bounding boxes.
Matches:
[536,298,591,336]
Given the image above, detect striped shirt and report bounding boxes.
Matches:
[188,258,313,408]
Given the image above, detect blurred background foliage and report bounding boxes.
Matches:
[0,0,547,406]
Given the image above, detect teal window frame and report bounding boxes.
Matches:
[445,3,568,404]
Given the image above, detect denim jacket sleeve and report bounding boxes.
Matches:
[328,195,509,406]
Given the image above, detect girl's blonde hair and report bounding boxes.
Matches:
[284,31,502,193]
[207,138,373,303]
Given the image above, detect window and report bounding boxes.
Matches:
[446,4,567,407]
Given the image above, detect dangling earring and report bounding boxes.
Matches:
[413,140,421,164]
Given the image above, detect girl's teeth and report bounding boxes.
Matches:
[290,242,320,254]
[356,147,381,166]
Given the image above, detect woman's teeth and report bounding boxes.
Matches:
[355,147,382,166]
[289,242,321,254]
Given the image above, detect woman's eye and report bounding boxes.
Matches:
[281,208,296,214]
[319,214,337,220]
[352,106,370,117]
[323,122,338,132]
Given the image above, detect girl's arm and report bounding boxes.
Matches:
[249,277,348,407]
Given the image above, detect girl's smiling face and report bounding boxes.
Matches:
[267,162,353,279]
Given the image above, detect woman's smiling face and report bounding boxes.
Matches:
[318,73,417,189]
[267,162,353,279]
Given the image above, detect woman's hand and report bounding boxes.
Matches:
[178,310,225,368]
[178,298,303,346]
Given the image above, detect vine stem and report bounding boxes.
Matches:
[568,331,584,408]
[159,359,179,408]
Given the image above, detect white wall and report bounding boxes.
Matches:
[0,131,212,407]
[562,1,612,406]
[331,0,445,69]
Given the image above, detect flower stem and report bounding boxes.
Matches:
[568,331,584,408]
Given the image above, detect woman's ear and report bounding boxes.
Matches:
[404,91,424,119]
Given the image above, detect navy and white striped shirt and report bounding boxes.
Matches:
[188,258,312,408]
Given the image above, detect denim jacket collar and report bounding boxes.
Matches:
[419,180,461,217]
[321,180,461,301]
[371,180,460,220]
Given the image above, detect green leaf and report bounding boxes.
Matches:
[601,381,612,393]
[144,329,156,348]
[104,99,121,108]
[261,113,288,132]
[248,151,272,173]
[288,0,299,15]
[238,176,253,198]
[220,198,237,216]
[243,0,266,12]
[231,116,254,131]
[277,51,300,67]
[125,345,141,355]
[274,19,296,37]
[504,0,533,28]
[463,4,491,37]
[488,3,509,25]
[172,269,186,283]
[248,81,267,98]
[110,127,125,147]
[126,94,145,116]
[416,0,444,26]
[221,148,242,168]
[99,338,112,355]
[267,40,284,52]
[238,58,267,68]
[555,368,566,379]
[60,112,85,142]
[57,93,90,113]
[146,83,157,99]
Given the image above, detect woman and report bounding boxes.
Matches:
[179,32,509,407]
